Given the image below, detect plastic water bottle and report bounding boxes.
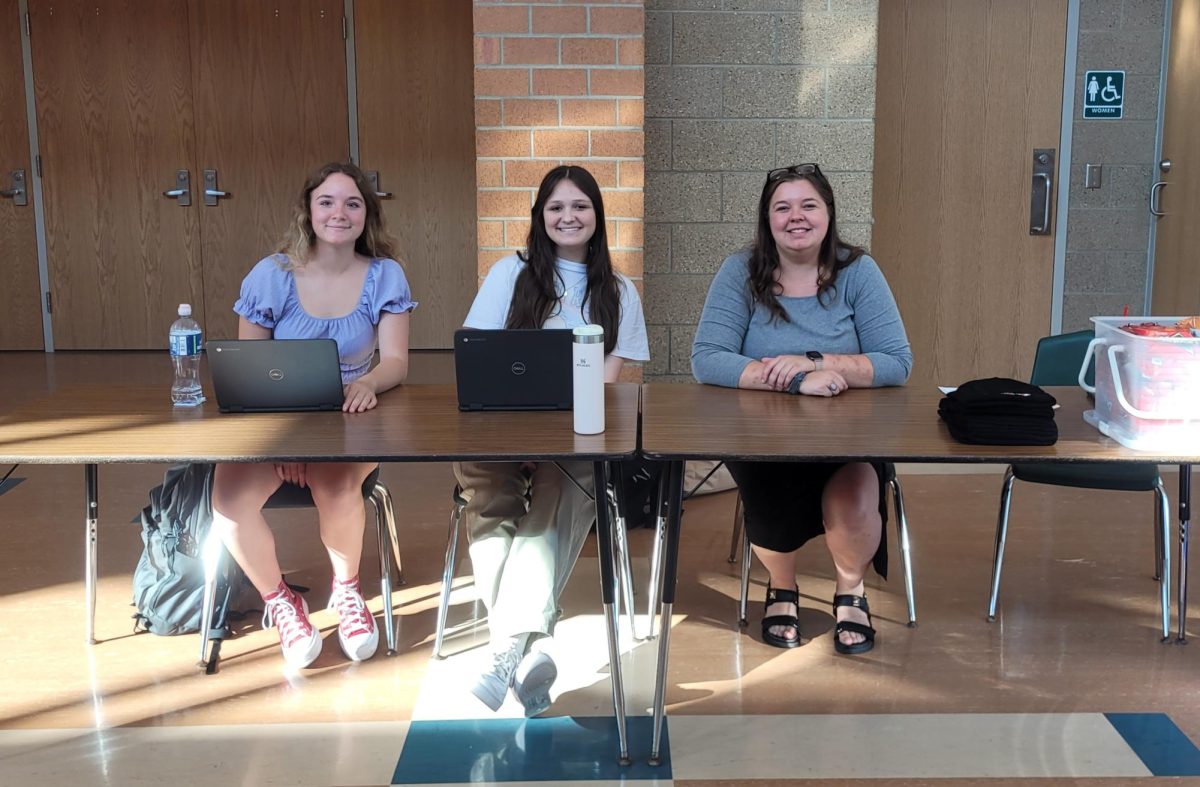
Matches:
[572,324,605,434]
[169,304,205,407]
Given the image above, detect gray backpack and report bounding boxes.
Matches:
[132,463,239,635]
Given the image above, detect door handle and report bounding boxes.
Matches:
[203,169,230,206]
[1150,180,1167,217]
[162,169,191,206]
[1029,149,1055,235]
[0,169,28,206]
[365,170,392,199]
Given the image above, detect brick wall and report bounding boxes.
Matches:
[641,0,879,382]
[473,1,646,376]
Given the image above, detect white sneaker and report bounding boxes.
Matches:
[512,650,557,717]
[471,639,523,711]
[328,580,379,662]
[262,585,322,670]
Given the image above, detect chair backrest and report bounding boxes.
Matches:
[1029,329,1095,387]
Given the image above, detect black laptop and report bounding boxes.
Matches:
[454,329,574,411]
[207,339,345,413]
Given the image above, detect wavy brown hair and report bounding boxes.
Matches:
[278,161,399,268]
[506,165,622,354]
[747,165,864,322]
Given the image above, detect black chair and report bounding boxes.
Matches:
[730,463,916,627]
[986,329,1170,638]
[198,467,399,669]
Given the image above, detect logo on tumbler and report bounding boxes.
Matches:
[269,369,285,381]
[511,362,526,375]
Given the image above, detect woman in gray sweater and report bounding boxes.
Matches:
[691,163,912,654]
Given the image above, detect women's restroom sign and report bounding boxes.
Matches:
[1083,71,1124,119]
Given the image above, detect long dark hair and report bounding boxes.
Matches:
[506,165,621,354]
[278,161,399,268]
[747,165,863,322]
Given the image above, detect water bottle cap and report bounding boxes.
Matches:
[178,303,192,317]
[573,324,603,337]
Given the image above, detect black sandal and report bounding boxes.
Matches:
[762,584,802,649]
[832,593,875,655]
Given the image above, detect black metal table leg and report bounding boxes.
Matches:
[85,464,99,644]
[649,460,684,766]
[1177,464,1192,643]
[593,460,631,765]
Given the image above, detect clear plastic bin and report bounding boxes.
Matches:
[1080,316,1200,451]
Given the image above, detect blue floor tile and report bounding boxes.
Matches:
[392,716,670,784]
[1106,713,1200,776]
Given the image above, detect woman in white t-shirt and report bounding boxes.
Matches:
[454,165,649,717]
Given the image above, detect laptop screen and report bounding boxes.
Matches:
[208,339,345,413]
[454,329,574,411]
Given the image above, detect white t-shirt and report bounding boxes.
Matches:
[464,254,650,361]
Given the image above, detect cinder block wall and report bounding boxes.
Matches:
[642,0,878,382]
[1062,0,1166,328]
[472,1,647,379]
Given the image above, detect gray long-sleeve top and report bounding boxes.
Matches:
[691,250,913,388]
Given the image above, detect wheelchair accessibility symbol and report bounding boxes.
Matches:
[1083,70,1124,119]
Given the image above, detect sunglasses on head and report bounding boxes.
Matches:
[766,163,825,182]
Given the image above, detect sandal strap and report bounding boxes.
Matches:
[832,593,870,614]
[762,614,800,629]
[834,620,876,640]
[766,585,800,605]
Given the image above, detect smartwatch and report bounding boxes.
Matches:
[806,350,824,371]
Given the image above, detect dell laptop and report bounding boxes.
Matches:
[207,339,345,413]
[454,328,574,411]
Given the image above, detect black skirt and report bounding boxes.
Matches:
[726,460,889,579]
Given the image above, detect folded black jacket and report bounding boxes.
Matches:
[938,377,1058,446]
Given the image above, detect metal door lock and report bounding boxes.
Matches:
[1029,149,1055,235]
[0,169,27,206]
[162,169,191,206]
[203,169,229,206]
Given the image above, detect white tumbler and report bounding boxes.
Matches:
[572,324,605,434]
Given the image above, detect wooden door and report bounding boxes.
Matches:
[1151,0,1200,316]
[188,1,350,339]
[28,0,203,349]
[355,0,477,349]
[0,0,41,349]
[873,1,1067,386]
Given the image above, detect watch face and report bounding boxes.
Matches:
[806,351,823,361]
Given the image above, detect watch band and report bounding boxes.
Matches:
[787,371,806,395]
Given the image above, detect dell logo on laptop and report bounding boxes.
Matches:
[511,361,526,375]
[269,369,285,381]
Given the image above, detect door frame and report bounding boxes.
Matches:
[16,0,52,351]
[1050,0,1081,335]
[1144,0,1175,310]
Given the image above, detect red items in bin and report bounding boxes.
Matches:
[1081,317,1200,451]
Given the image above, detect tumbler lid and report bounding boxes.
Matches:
[573,324,604,343]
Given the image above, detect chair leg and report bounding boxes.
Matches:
[987,467,1016,621]
[609,487,640,640]
[197,530,224,668]
[738,526,752,628]
[370,483,398,655]
[646,509,665,639]
[890,478,917,627]
[1154,480,1171,640]
[1153,487,1164,583]
[383,487,403,588]
[727,494,743,563]
[434,501,464,659]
